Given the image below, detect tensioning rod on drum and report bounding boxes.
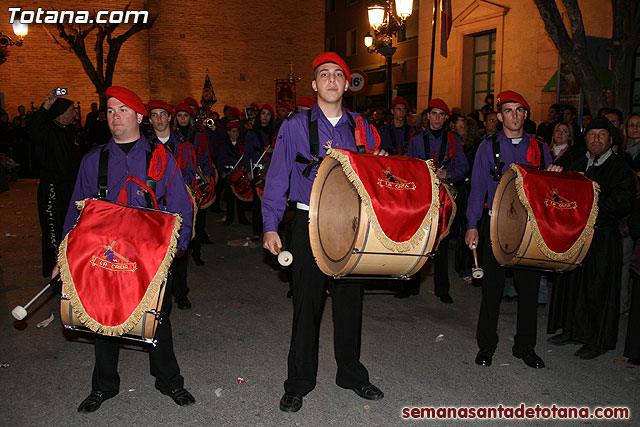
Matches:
[333,275,412,281]
[351,249,433,258]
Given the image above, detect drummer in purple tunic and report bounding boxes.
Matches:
[148,99,196,310]
[244,104,275,238]
[59,86,195,412]
[464,90,559,370]
[174,102,212,264]
[379,96,413,155]
[262,52,387,413]
[405,98,469,302]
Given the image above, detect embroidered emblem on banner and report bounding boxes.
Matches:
[377,168,416,191]
[544,188,577,210]
[89,241,138,272]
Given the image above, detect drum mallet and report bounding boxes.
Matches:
[275,247,293,267]
[471,245,484,279]
[11,275,60,321]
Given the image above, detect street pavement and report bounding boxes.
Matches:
[0,179,637,426]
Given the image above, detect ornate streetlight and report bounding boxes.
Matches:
[363,0,413,109]
[0,17,28,64]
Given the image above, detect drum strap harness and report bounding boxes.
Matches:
[390,124,411,155]
[422,131,456,167]
[489,134,546,182]
[296,109,366,177]
[98,141,164,209]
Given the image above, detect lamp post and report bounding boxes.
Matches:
[0,17,28,64]
[363,0,413,109]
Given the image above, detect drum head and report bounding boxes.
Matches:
[316,160,361,263]
[493,171,527,258]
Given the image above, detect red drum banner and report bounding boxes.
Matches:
[326,148,439,252]
[58,199,182,336]
[511,164,599,259]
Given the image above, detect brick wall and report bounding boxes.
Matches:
[0,0,324,120]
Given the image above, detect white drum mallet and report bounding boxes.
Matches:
[11,275,59,320]
[275,247,293,267]
[471,246,484,279]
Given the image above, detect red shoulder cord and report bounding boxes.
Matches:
[149,145,167,180]
[526,136,542,167]
[355,116,380,154]
[116,176,159,209]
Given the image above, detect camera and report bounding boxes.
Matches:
[56,88,68,96]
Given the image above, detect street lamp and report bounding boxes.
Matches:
[0,17,27,64]
[363,0,413,109]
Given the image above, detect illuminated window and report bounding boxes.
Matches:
[472,31,496,109]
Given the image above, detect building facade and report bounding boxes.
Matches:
[0,0,324,117]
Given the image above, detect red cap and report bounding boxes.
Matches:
[278,102,295,111]
[312,52,351,82]
[228,107,242,119]
[427,98,450,116]
[147,100,174,115]
[183,97,199,108]
[297,96,316,109]
[226,121,242,130]
[261,104,275,117]
[174,102,196,117]
[496,90,530,111]
[250,102,261,110]
[391,96,410,109]
[105,86,147,116]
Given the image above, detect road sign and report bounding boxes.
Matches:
[349,70,368,95]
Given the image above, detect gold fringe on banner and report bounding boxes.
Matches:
[58,199,183,337]
[326,148,440,253]
[511,164,600,262]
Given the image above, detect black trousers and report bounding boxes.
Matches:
[251,188,263,236]
[91,274,184,394]
[169,255,189,300]
[284,209,369,395]
[624,272,640,360]
[476,217,540,353]
[433,235,451,297]
[224,183,248,224]
[191,209,206,260]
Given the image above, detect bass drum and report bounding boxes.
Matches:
[490,168,593,271]
[231,168,254,202]
[309,157,438,278]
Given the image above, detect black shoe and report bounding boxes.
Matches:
[193,257,204,266]
[223,221,233,226]
[394,287,419,299]
[160,388,195,406]
[574,344,591,357]
[513,349,545,368]
[502,295,517,302]
[176,297,192,310]
[201,235,213,245]
[575,344,606,360]
[279,392,303,412]
[351,383,384,400]
[438,294,453,304]
[239,218,250,225]
[547,332,576,346]
[475,349,493,366]
[77,390,117,413]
